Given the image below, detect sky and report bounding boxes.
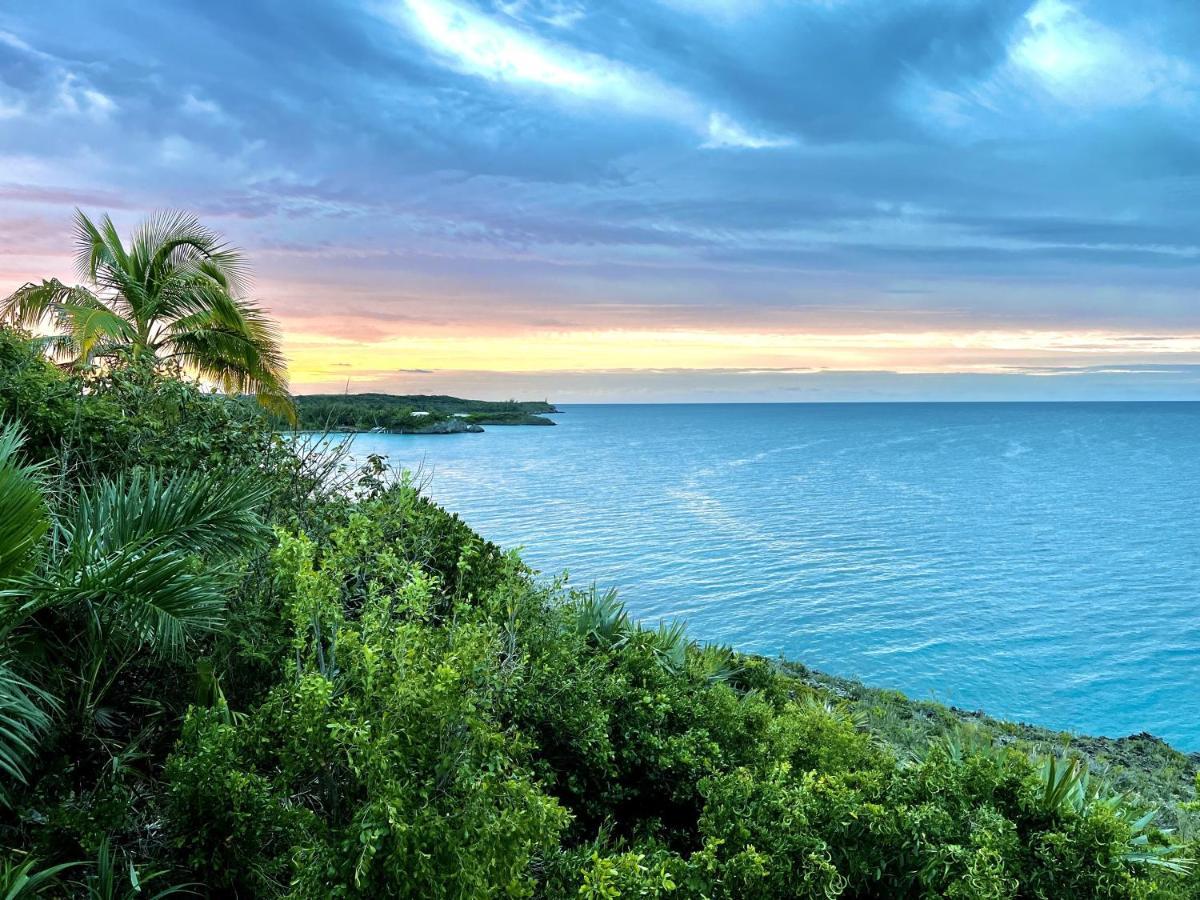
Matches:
[1,0,1198,401]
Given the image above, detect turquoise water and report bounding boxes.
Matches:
[330,403,1200,748]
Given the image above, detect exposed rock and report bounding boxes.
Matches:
[470,413,556,426]
[401,418,484,434]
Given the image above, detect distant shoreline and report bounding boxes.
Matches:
[285,392,560,434]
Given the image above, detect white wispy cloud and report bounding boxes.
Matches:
[496,0,586,29]
[652,0,775,18]
[376,0,793,149]
[66,80,115,119]
[181,92,225,120]
[703,112,795,149]
[1011,0,1195,109]
[0,30,117,121]
[0,29,41,55]
[906,0,1196,138]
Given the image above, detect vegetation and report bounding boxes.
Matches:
[0,242,1198,894]
[288,392,558,432]
[1,209,292,420]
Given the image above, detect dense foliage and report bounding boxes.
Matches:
[288,392,557,432]
[1,324,1197,897]
[1,210,291,419]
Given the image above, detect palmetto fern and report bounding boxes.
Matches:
[0,854,80,899]
[935,723,1009,766]
[0,423,56,800]
[644,619,691,673]
[0,661,56,804]
[7,469,272,660]
[573,585,631,649]
[1036,755,1193,874]
[48,470,272,658]
[0,423,271,797]
[693,643,741,685]
[1,210,293,420]
[0,423,48,581]
[74,468,272,559]
[571,586,695,673]
[796,692,870,731]
[80,839,195,900]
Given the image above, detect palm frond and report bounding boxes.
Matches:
[573,585,630,648]
[70,469,272,561]
[136,210,249,301]
[83,838,197,899]
[27,333,82,365]
[0,422,49,581]
[25,210,289,400]
[168,326,284,389]
[72,211,144,326]
[45,546,228,660]
[41,469,270,659]
[162,283,293,420]
[0,660,58,802]
[0,279,98,332]
[53,303,136,364]
[165,288,287,374]
[0,854,80,898]
[73,211,127,292]
[253,389,298,423]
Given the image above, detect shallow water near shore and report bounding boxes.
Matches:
[322,402,1200,749]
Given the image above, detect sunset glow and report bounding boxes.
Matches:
[284,328,1200,385]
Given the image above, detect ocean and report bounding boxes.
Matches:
[323,402,1200,748]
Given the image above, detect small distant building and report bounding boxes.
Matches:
[411,411,431,417]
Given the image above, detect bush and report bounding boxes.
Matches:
[167,522,568,897]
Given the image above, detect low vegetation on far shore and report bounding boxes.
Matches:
[287,392,559,433]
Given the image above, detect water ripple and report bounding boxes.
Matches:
[331,402,1200,748]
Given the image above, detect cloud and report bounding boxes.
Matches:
[396,0,602,90]
[1,0,1199,400]
[375,0,792,148]
[1011,0,1195,109]
[907,0,1200,139]
[702,112,794,149]
[0,29,117,121]
[181,92,226,120]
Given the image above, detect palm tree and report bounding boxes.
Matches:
[1,209,293,418]
[0,420,271,803]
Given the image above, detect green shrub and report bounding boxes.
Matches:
[167,520,568,897]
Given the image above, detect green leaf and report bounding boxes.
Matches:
[0,421,48,581]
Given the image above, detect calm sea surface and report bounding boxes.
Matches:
[325,403,1200,748]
